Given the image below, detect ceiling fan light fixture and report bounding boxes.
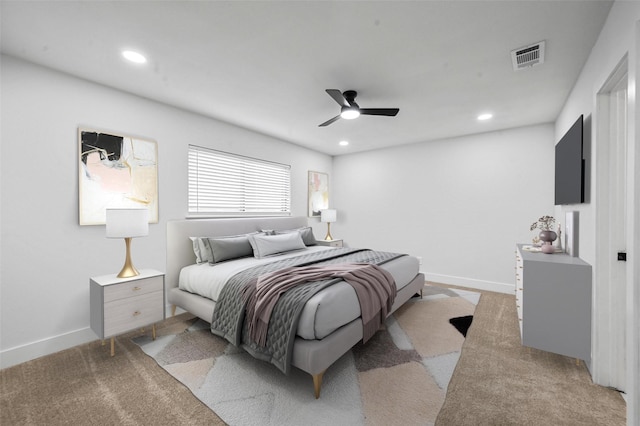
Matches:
[341,107,360,120]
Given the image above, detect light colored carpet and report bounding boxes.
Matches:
[435,288,626,426]
[0,314,225,425]
[133,285,479,426]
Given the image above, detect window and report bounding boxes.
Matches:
[188,145,291,216]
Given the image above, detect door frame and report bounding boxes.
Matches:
[593,21,640,424]
[594,57,628,391]
[625,21,640,426]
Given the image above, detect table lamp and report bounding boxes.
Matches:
[321,209,337,241]
[106,208,149,278]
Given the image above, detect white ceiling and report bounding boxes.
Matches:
[1,1,612,156]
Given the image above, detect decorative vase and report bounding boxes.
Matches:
[539,230,557,243]
[555,225,563,251]
[541,243,555,254]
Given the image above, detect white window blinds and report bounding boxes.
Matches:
[188,145,291,216]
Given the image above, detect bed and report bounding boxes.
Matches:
[166,216,425,398]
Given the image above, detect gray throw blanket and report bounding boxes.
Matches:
[210,248,405,374]
[243,263,396,347]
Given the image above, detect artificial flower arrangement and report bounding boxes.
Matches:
[530,215,556,231]
[530,215,558,253]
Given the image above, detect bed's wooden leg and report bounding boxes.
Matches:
[171,304,176,317]
[312,371,325,399]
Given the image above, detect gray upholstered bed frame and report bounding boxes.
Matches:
[166,216,425,398]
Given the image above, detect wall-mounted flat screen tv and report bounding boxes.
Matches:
[555,115,584,205]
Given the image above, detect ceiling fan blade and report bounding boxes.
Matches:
[359,108,399,116]
[326,89,350,107]
[318,114,341,127]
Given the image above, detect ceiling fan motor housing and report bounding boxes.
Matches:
[343,90,358,104]
[340,90,360,118]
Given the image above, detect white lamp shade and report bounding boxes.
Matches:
[106,208,149,238]
[321,209,337,223]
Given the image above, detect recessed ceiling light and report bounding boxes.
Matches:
[477,113,493,121]
[122,50,147,64]
[339,140,349,146]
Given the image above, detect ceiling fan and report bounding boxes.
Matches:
[318,89,399,127]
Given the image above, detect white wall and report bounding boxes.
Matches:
[332,124,555,293]
[0,55,332,368]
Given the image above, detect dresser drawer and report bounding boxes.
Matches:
[103,291,164,337]
[104,275,163,303]
[515,250,524,339]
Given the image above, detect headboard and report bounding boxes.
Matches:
[166,216,309,290]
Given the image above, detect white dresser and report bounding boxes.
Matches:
[90,269,165,356]
[515,245,592,367]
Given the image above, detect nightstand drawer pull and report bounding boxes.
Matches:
[133,311,141,316]
[133,286,141,291]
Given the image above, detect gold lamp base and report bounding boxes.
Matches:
[117,237,140,278]
[324,223,333,241]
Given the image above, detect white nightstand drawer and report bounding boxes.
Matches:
[104,291,164,337]
[317,239,343,247]
[104,275,163,303]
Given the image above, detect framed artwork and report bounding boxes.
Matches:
[78,127,158,225]
[308,171,329,217]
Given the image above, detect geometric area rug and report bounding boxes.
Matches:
[133,285,480,426]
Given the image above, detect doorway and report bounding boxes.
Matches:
[594,56,628,392]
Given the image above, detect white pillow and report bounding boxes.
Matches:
[248,232,306,258]
[189,237,213,264]
[276,226,317,246]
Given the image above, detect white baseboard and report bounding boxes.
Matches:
[0,327,97,370]
[1,303,182,370]
[423,272,514,294]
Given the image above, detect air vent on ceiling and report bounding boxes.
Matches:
[511,41,545,71]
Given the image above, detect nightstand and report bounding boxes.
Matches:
[90,269,165,356]
[317,239,343,248]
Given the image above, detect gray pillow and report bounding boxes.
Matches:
[207,235,254,263]
[248,232,306,258]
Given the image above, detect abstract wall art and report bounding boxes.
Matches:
[308,170,328,217]
[78,128,158,225]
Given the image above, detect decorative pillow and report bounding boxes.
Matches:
[207,235,254,264]
[276,226,317,246]
[248,232,306,258]
[190,237,213,264]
